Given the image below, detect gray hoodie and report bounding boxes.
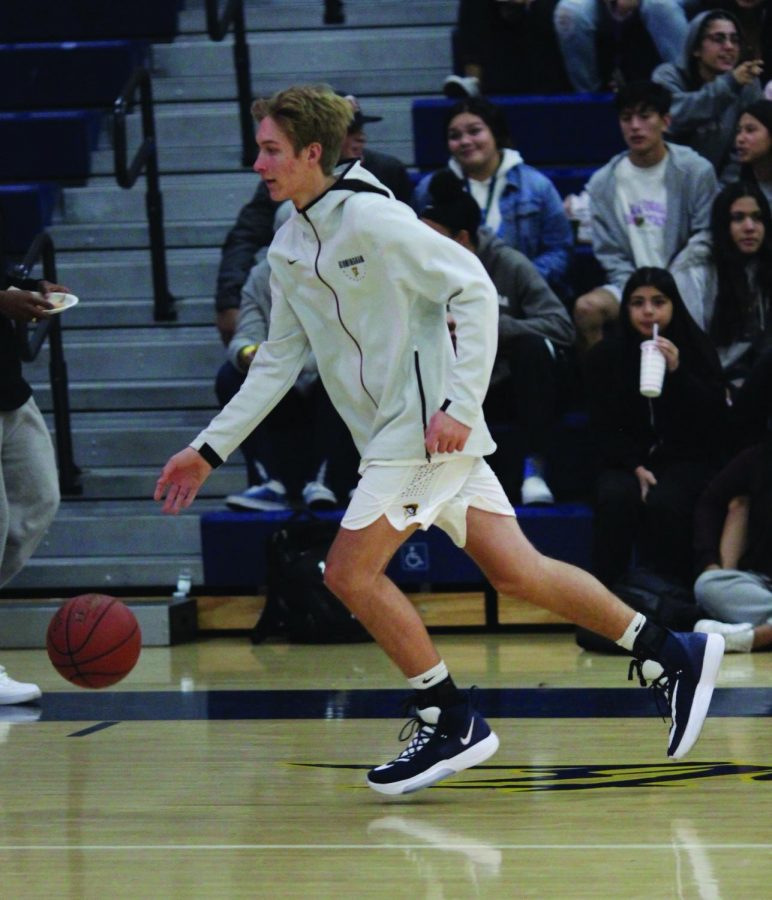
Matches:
[653,10,762,175]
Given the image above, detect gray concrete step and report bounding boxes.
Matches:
[25,295,213,328]
[154,28,450,80]
[25,331,222,383]
[70,465,244,500]
[48,220,232,251]
[33,377,219,412]
[61,410,221,467]
[90,97,415,173]
[48,247,220,299]
[4,556,204,591]
[57,172,257,223]
[177,0,456,35]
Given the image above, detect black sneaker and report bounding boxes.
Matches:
[367,692,499,795]
[630,631,724,759]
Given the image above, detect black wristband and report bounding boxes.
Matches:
[197,443,223,469]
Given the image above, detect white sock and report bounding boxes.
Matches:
[408,660,448,691]
[408,661,449,725]
[616,612,647,652]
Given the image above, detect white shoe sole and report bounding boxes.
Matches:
[367,730,500,796]
[668,633,724,760]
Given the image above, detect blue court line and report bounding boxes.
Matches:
[27,687,772,722]
[67,721,119,737]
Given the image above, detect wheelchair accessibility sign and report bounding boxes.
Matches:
[398,542,430,573]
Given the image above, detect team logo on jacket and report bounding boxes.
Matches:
[338,255,366,282]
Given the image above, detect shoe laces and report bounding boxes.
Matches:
[628,659,674,722]
[388,694,437,763]
[392,716,436,763]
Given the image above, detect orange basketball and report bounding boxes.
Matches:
[46,594,142,688]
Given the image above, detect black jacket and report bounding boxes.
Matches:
[1,269,35,411]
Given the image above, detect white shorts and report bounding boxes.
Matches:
[341,457,515,547]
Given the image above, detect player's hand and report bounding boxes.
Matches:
[634,465,657,502]
[425,409,471,455]
[154,447,212,514]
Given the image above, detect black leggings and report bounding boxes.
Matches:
[592,460,716,588]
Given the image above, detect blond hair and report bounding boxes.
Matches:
[251,84,353,175]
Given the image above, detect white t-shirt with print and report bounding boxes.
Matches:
[614,155,668,267]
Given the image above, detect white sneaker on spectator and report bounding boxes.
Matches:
[443,75,481,99]
[226,481,289,512]
[0,666,42,705]
[694,619,754,653]
[521,475,555,505]
[302,480,338,510]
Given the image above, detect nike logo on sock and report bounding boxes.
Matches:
[459,719,475,746]
[421,677,435,685]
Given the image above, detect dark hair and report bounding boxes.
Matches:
[614,80,672,117]
[618,267,723,381]
[445,97,513,150]
[709,181,772,346]
[688,10,744,86]
[421,170,481,244]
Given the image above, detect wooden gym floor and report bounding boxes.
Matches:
[0,629,770,899]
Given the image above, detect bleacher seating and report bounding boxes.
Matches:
[0,110,101,182]
[0,0,179,42]
[0,40,148,110]
[412,93,624,173]
[0,183,60,253]
[200,505,593,594]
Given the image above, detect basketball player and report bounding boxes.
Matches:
[155,84,725,796]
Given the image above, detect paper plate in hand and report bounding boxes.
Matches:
[45,293,79,314]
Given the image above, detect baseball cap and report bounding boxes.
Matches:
[344,94,383,132]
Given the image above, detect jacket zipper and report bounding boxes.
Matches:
[413,347,431,462]
[303,210,377,409]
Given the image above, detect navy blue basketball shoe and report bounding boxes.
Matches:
[367,691,499,795]
[630,631,725,759]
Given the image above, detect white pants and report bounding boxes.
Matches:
[0,397,60,588]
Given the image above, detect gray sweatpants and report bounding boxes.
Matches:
[694,569,772,627]
[0,397,60,588]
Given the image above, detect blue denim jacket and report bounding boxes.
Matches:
[413,158,574,297]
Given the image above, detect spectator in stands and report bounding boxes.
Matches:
[584,267,727,587]
[673,181,772,449]
[692,433,772,652]
[652,9,763,179]
[736,99,772,204]
[553,0,693,94]
[575,80,717,351]
[1,262,67,705]
[214,94,412,345]
[217,203,358,511]
[412,97,573,300]
[443,0,570,98]
[699,0,772,93]
[420,170,575,505]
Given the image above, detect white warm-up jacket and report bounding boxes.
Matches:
[191,161,499,470]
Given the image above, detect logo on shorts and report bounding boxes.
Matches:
[338,255,366,282]
[403,503,419,519]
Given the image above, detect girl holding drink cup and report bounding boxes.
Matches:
[583,267,728,588]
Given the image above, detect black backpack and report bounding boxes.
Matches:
[575,567,707,654]
[251,515,372,644]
